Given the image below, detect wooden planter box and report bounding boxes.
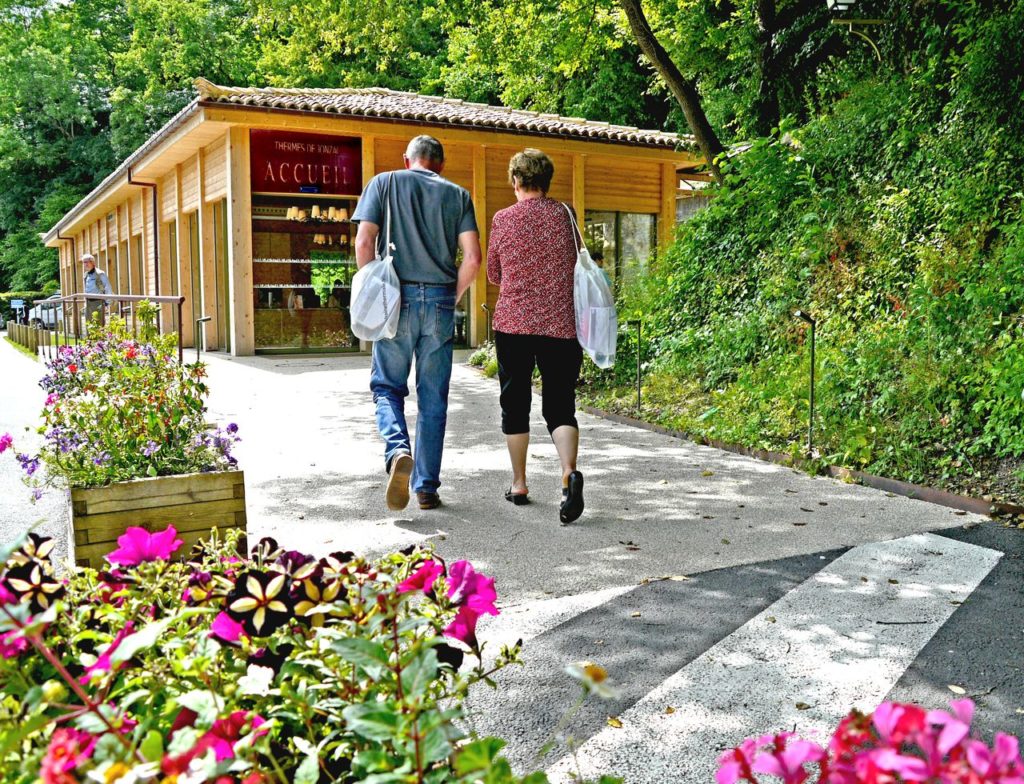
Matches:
[68,470,247,569]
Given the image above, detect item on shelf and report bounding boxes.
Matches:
[338,207,349,221]
[328,206,337,221]
[311,205,322,219]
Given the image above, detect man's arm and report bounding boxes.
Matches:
[455,230,482,302]
[354,221,380,269]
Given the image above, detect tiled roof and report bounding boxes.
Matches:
[194,78,693,151]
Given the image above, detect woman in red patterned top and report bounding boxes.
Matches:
[487,148,585,523]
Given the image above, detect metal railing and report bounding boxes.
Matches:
[29,293,187,364]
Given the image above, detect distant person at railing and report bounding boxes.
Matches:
[81,253,112,328]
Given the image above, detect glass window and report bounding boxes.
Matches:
[583,211,657,292]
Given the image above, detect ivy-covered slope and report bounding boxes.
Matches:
[585,4,1024,503]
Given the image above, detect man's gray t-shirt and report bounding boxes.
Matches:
[352,168,477,285]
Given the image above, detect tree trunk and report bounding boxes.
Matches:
[619,0,725,184]
[753,0,781,136]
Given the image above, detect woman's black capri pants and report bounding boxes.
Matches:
[495,331,583,435]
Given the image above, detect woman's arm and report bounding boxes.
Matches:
[486,216,502,285]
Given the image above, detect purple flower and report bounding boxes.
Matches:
[0,433,13,453]
[93,451,111,466]
[31,488,43,502]
[16,454,40,477]
[141,440,161,457]
[226,423,239,434]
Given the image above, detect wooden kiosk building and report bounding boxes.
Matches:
[43,78,700,355]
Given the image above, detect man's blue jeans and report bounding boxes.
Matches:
[370,283,456,494]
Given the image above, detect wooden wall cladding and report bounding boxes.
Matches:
[372,137,474,192]
[584,155,661,214]
[161,172,176,222]
[204,136,228,202]
[181,155,199,213]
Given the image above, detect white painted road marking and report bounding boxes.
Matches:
[546,533,1003,784]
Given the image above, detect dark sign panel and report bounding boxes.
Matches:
[250,130,362,195]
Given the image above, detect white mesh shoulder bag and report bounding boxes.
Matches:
[563,203,617,368]
[350,173,401,341]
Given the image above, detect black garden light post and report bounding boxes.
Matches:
[480,303,492,344]
[626,318,642,411]
[794,309,816,458]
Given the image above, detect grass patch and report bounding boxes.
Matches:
[4,335,39,361]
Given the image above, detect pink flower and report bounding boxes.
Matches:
[0,582,15,605]
[444,605,485,646]
[162,711,267,775]
[41,728,96,782]
[106,525,184,566]
[967,733,1024,782]
[44,394,58,407]
[397,560,444,594]
[210,611,246,645]
[0,433,12,453]
[79,622,135,684]
[717,738,761,784]
[0,629,29,659]
[447,560,499,616]
[751,737,824,784]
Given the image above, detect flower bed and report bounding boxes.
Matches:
[0,526,564,783]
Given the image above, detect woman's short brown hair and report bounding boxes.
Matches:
[508,148,554,193]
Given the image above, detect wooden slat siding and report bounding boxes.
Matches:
[484,146,573,209]
[180,154,200,213]
[125,199,135,295]
[226,126,254,355]
[197,149,220,349]
[584,155,662,213]
[161,172,176,221]
[203,135,228,202]
[143,188,156,294]
[175,163,195,348]
[659,162,677,251]
[371,137,473,189]
[74,483,243,518]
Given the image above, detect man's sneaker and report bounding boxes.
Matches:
[416,491,441,510]
[386,453,414,510]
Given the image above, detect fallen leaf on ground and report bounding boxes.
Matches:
[630,612,641,618]
[793,522,807,527]
[766,616,776,623]
[800,507,813,512]
[701,470,714,477]
[721,538,730,545]
[607,716,623,728]
[948,685,967,695]
[795,702,812,710]
[888,579,900,584]
[665,706,676,714]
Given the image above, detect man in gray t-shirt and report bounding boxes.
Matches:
[353,135,482,512]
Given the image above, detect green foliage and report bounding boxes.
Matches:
[584,2,1024,501]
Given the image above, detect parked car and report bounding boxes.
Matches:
[28,294,63,329]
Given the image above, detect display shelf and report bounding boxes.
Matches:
[254,284,326,289]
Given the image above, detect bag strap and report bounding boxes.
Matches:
[377,173,395,260]
[562,203,583,254]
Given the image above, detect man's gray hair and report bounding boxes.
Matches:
[81,253,96,263]
[405,135,444,164]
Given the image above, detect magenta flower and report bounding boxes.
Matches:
[447,560,499,616]
[0,629,29,659]
[444,605,485,646]
[750,738,824,784]
[967,733,1024,781]
[0,433,12,453]
[106,525,183,566]
[0,583,15,605]
[717,738,762,784]
[40,728,96,780]
[79,622,135,684]
[210,611,246,645]
[397,560,444,594]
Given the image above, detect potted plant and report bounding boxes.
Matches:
[1,301,244,568]
[0,527,555,782]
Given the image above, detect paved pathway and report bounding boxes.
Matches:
[1,337,1021,781]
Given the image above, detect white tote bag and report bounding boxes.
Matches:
[350,174,401,341]
[563,204,617,368]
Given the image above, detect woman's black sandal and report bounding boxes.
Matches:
[559,471,585,523]
[505,488,530,505]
